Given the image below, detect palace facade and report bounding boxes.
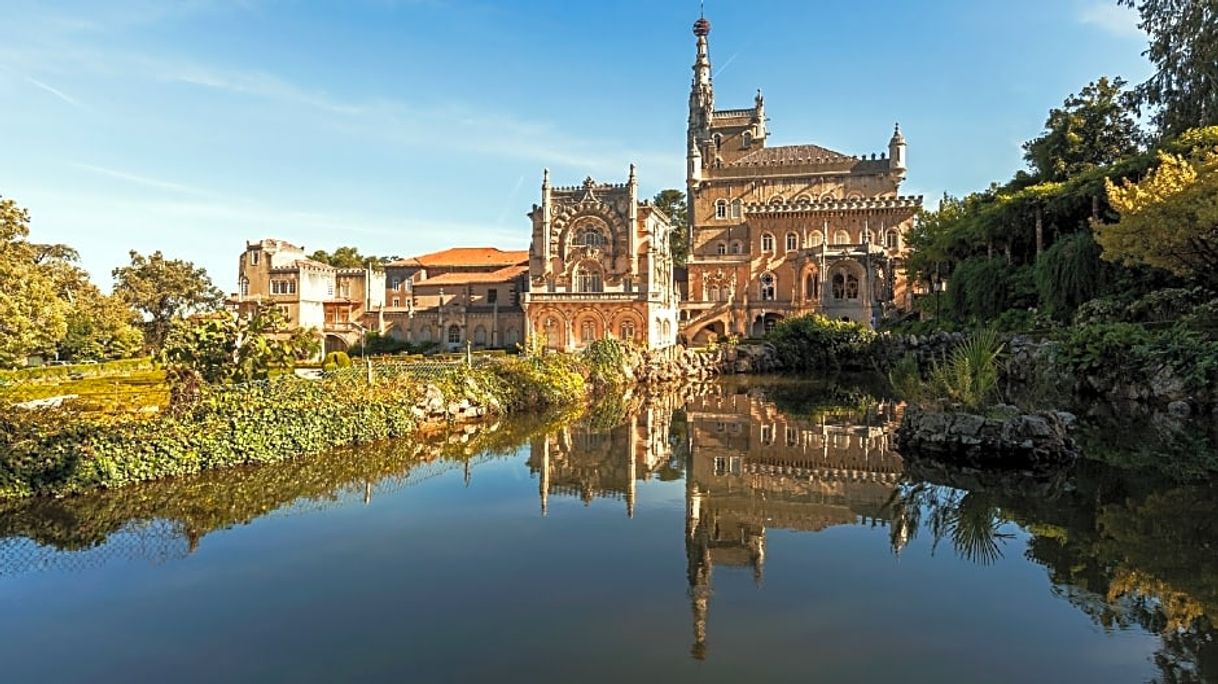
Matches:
[680,16,922,343]
[229,239,386,353]
[522,167,681,351]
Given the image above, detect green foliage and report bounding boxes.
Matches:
[581,338,629,388]
[323,351,353,371]
[161,306,315,384]
[112,250,224,351]
[653,189,689,267]
[351,332,435,357]
[308,246,397,269]
[1057,320,1218,397]
[0,358,155,386]
[1118,0,1218,137]
[1022,76,1142,181]
[59,291,145,362]
[0,197,71,367]
[766,314,876,371]
[488,353,587,410]
[1099,145,1218,287]
[1034,231,1105,320]
[947,258,1035,322]
[925,328,1005,411]
[888,353,925,404]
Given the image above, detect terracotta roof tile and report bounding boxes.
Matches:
[393,247,528,268]
[414,264,528,286]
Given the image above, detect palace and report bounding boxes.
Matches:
[680,15,921,342]
[230,12,920,353]
[522,167,681,351]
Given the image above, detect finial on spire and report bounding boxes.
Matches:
[542,167,550,187]
[629,162,637,182]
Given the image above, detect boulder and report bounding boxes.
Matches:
[897,405,1078,470]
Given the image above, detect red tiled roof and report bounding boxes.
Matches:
[414,264,528,286]
[391,247,528,268]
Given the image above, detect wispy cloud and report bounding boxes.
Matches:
[70,162,211,196]
[25,75,81,108]
[1078,1,1142,38]
[714,51,740,79]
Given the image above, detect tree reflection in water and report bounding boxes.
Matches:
[0,378,1215,680]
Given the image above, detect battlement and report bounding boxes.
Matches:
[745,195,924,214]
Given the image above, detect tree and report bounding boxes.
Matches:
[113,251,224,351]
[653,189,690,267]
[1098,146,1218,286]
[1119,0,1218,137]
[1023,76,1142,181]
[0,197,70,367]
[309,246,396,269]
[161,305,319,385]
[58,290,145,362]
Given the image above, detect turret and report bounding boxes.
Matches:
[888,123,907,175]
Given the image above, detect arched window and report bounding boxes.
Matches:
[619,321,636,341]
[785,232,798,252]
[575,229,606,247]
[742,131,753,148]
[505,328,519,346]
[805,273,819,300]
[715,199,728,219]
[623,276,633,293]
[575,264,603,292]
[708,284,720,302]
[833,230,851,245]
[820,193,836,202]
[809,231,824,247]
[716,241,727,255]
[886,230,900,249]
[730,199,743,219]
[580,320,596,343]
[448,325,461,344]
[240,278,249,296]
[769,195,784,205]
[832,271,860,300]
[713,133,723,148]
[474,326,487,345]
[847,192,863,201]
[761,233,775,253]
[420,326,432,342]
[730,240,743,254]
[760,272,776,301]
[861,228,873,244]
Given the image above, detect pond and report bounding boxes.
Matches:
[1,377,1215,683]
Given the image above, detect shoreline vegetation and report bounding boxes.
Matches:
[0,339,637,500]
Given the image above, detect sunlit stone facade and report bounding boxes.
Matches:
[681,16,922,342]
[523,167,680,351]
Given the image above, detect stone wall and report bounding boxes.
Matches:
[626,343,783,385]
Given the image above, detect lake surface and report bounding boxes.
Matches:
[1,377,1215,683]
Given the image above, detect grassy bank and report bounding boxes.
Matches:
[0,349,609,500]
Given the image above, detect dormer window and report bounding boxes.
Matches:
[251,251,259,265]
[742,131,753,149]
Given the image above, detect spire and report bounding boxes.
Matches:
[688,10,714,182]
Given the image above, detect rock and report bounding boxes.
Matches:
[897,406,1077,470]
[1167,400,1192,418]
[422,384,445,414]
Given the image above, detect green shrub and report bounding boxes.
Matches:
[1034,232,1105,320]
[322,351,352,372]
[767,314,876,371]
[581,338,629,388]
[926,328,1005,410]
[947,258,1036,322]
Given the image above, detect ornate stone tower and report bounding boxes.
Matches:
[523,166,680,351]
[680,12,922,341]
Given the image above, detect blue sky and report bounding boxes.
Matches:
[1,0,1152,291]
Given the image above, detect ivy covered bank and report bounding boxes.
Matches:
[0,339,663,500]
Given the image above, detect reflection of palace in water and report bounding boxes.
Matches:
[683,387,903,658]
[526,394,682,518]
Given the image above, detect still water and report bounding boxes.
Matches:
[1,378,1215,683]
